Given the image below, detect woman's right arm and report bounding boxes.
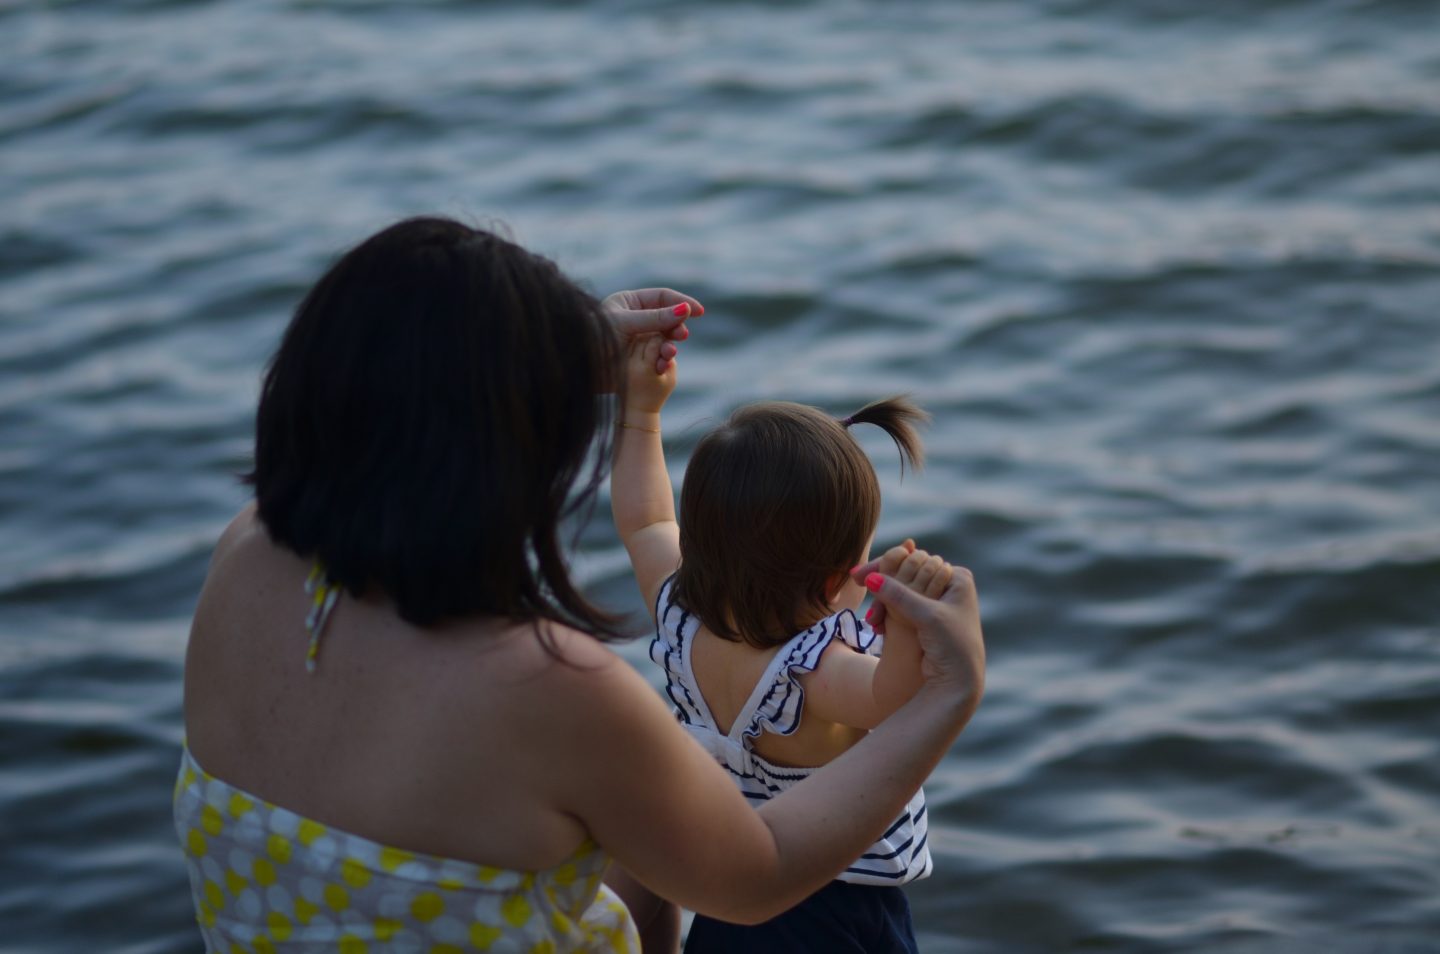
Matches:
[556,567,985,924]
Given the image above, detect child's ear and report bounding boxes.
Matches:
[824,571,847,602]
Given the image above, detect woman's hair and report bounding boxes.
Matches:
[674,397,927,648]
[245,216,624,635]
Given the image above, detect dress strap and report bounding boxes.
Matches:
[732,609,880,742]
[303,561,339,674]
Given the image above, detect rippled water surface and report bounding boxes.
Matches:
[3,1,1438,950]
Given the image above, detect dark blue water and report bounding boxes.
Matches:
[2,1,1438,950]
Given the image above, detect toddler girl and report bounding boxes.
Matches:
[612,334,955,953]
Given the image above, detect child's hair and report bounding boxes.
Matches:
[675,396,927,648]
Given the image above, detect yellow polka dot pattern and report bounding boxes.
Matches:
[174,745,637,952]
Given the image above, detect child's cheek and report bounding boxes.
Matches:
[836,577,867,613]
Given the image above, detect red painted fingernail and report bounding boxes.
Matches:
[865,573,884,592]
[675,325,690,340]
[864,608,874,622]
[672,303,690,317]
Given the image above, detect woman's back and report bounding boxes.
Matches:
[183,505,594,871]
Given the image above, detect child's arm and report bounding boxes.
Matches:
[800,543,955,730]
[611,334,682,618]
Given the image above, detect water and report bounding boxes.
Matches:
[2,1,1438,950]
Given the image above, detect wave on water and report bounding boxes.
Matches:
[1,0,1437,950]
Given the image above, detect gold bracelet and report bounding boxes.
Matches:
[618,421,661,433]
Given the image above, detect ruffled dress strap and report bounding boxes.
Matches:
[648,574,712,728]
[732,608,882,743]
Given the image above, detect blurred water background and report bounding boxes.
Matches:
[2,0,1438,950]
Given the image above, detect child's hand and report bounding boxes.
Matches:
[864,540,953,641]
[889,545,955,601]
[625,333,677,415]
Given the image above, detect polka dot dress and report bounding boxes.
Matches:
[174,747,639,952]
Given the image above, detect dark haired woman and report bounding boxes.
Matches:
[175,216,986,953]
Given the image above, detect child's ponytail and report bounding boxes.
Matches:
[839,396,929,477]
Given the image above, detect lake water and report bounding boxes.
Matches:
[2,1,1438,950]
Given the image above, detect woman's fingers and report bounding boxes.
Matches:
[864,571,939,630]
[613,288,706,315]
[603,289,705,341]
[855,539,921,633]
[612,306,688,340]
[864,566,984,697]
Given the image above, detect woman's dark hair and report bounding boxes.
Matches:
[245,216,623,635]
[674,397,927,648]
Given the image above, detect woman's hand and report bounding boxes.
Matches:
[625,334,677,415]
[864,540,952,643]
[853,555,985,706]
[603,288,704,374]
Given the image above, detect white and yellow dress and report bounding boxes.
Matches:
[174,565,639,952]
[174,746,638,953]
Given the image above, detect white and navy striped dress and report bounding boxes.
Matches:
[650,576,933,887]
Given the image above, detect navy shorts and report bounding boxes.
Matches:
[684,880,919,954]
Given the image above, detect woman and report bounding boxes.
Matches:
[176,217,985,952]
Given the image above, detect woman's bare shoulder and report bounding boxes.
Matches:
[191,508,323,674]
[193,504,305,619]
[465,623,666,738]
[207,502,267,572]
[477,622,635,698]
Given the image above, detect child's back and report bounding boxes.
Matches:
[649,570,932,885]
[689,617,866,769]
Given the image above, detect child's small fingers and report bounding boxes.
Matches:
[893,547,931,585]
[655,339,679,375]
[908,553,941,593]
[924,561,954,600]
[878,545,911,576]
[856,539,918,583]
[629,335,656,369]
[912,554,949,598]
